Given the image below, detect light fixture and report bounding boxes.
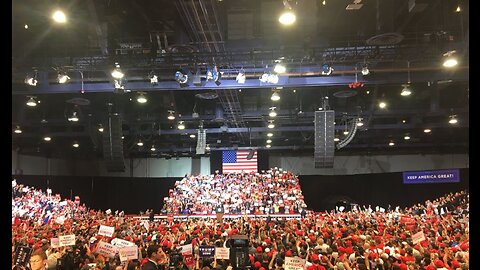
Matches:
[57,72,70,84]
[266,144,272,148]
[274,63,286,74]
[378,101,387,109]
[267,121,275,129]
[334,137,340,142]
[443,50,458,68]
[388,141,395,146]
[343,131,349,135]
[178,121,185,130]
[279,1,296,26]
[356,118,364,127]
[236,68,246,84]
[52,10,67,23]
[150,146,156,151]
[167,110,176,120]
[24,24,28,29]
[205,144,211,151]
[267,133,273,137]
[266,139,272,144]
[455,5,461,12]
[401,85,412,96]
[72,142,79,148]
[189,134,196,138]
[26,96,38,107]
[25,74,37,86]
[404,135,410,140]
[269,107,277,117]
[448,115,458,124]
[137,92,147,103]
[149,71,158,85]
[424,128,431,133]
[361,64,369,75]
[137,140,144,147]
[321,64,333,75]
[259,72,279,84]
[111,63,124,79]
[98,125,104,132]
[175,70,189,85]
[14,126,22,134]
[271,91,281,101]
[67,111,79,122]
[44,136,52,141]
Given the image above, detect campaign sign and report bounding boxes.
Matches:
[285,256,306,270]
[412,231,426,244]
[98,225,115,237]
[403,169,460,184]
[199,245,216,258]
[112,238,135,248]
[59,234,76,246]
[180,243,193,255]
[215,247,230,260]
[96,241,117,258]
[118,246,138,262]
[51,238,60,248]
[14,246,32,266]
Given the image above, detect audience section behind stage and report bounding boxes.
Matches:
[11,170,469,270]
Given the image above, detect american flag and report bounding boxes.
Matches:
[222,150,257,173]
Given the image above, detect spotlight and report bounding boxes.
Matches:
[26,96,38,107]
[423,128,431,133]
[57,73,70,84]
[321,64,333,75]
[25,74,37,86]
[44,136,52,141]
[361,64,369,75]
[111,63,124,79]
[274,63,286,74]
[266,139,272,144]
[68,111,79,122]
[137,140,144,146]
[259,73,279,84]
[378,101,387,109]
[205,144,211,151]
[98,125,104,132]
[52,10,67,23]
[267,121,275,129]
[178,121,185,130]
[267,133,273,137]
[388,141,395,146]
[149,72,158,85]
[72,142,79,148]
[236,69,246,84]
[266,144,272,148]
[404,135,410,140]
[137,92,147,103]
[356,118,364,127]
[400,85,412,96]
[448,115,458,124]
[167,110,176,120]
[334,137,340,142]
[175,70,189,85]
[279,1,296,26]
[14,126,22,134]
[271,91,280,101]
[269,107,277,117]
[150,146,156,151]
[443,50,458,68]
[189,134,196,138]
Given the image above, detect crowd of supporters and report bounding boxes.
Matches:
[11,171,469,270]
[161,168,307,215]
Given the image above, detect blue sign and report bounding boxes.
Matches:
[403,169,460,184]
[14,246,32,266]
[199,245,216,258]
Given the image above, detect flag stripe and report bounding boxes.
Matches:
[222,150,258,173]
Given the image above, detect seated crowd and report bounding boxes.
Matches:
[11,171,469,270]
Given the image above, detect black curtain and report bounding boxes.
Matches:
[210,151,222,174]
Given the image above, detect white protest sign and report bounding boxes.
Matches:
[180,244,193,255]
[98,225,115,237]
[59,235,76,246]
[50,238,60,248]
[412,231,426,244]
[215,247,230,260]
[112,238,135,248]
[118,246,138,262]
[96,241,117,258]
[143,220,150,231]
[285,256,306,270]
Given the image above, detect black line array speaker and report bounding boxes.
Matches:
[102,114,126,172]
[314,110,335,168]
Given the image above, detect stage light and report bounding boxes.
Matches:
[271,91,280,101]
[68,111,79,122]
[236,69,246,84]
[267,133,273,137]
[267,120,275,129]
[137,140,144,146]
[111,63,124,79]
[401,85,412,96]
[14,126,22,134]
[57,72,70,84]
[361,64,369,75]
[149,72,158,85]
[167,110,176,120]
[52,10,67,23]
[44,136,52,142]
[321,64,333,75]
[137,92,147,103]
[178,121,186,130]
[448,115,458,124]
[26,96,38,107]
[150,146,156,152]
[274,63,286,74]
[269,107,277,117]
[72,142,79,148]
[443,50,458,68]
[175,70,189,84]
[25,74,37,86]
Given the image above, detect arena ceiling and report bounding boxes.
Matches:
[12,0,469,159]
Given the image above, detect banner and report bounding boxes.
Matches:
[285,256,306,270]
[215,247,230,260]
[199,245,216,258]
[118,246,138,262]
[98,225,115,237]
[59,234,76,246]
[403,169,460,184]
